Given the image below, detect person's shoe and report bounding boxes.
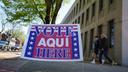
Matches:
[91,60,95,64]
[102,59,105,64]
[112,61,117,66]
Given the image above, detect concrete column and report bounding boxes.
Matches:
[122,0,128,66]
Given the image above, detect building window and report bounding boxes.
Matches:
[108,20,115,48]
[99,0,103,12]
[83,32,88,56]
[80,0,82,10]
[109,0,114,4]
[87,0,88,3]
[81,33,83,44]
[81,13,85,26]
[75,19,77,23]
[97,25,103,37]
[89,29,94,56]
[86,8,89,22]
[71,13,73,19]
[75,7,77,15]
[78,16,80,24]
[74,7,76,15]
[73,9,75,16]
[83,0,85,7]
[92,2,96,17]
[76,4,78,14]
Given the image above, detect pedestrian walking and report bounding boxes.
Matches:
[99,34,112,64]
[1,33,8,41]
[15,38,20,51]
[91,36,100,64]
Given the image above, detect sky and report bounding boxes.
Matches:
[0,0,75,34]
[56,0,75,24]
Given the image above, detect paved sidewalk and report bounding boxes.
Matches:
[0,58,28,72]
[0,51,128,72]
[18,61,128,72]
[0,51,28,72]
[85,63,128,72]
[0,51,21,60]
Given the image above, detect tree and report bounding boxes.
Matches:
[0,13,8,33]
[5,28,25,39]
[5,29,26,45]
[1,0,64,24]
[0,19,7,33]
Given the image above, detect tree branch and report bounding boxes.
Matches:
[32,0,45,23]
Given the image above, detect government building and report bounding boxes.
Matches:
[61,0,128,65]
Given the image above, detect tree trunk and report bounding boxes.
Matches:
[0,21,7,33]
[45,0,52,24]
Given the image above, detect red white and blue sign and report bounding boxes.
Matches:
[21,24,83,61]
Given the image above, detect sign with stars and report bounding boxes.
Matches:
[21,24,83,61]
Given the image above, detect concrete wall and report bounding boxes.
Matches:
[122,0,128,66]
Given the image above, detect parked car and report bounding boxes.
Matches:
[0,40,8,50]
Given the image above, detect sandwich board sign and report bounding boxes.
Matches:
[21,24,83,61]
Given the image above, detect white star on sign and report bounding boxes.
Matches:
[31,32,35,35]
[74,48,78,51]
[74,54,78,57]
[30,42,34,45]
[27,52,31,55]
[73,33,76,36]
[74,38,77,41]
[31,37,34,40]
[39,29,42,32]
[74,43,77,46]
[28,46,32,50]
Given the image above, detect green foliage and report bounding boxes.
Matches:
[0,13,8,32]
[62,0,69,5]
[6,29,23,38]
[1,0,65,24]
[1,0,45,24]
[5,29,26,45]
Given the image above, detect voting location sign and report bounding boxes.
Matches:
[21,24,83,61]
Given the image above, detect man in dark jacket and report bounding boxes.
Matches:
[99,34,112,64]
[91,36,100,64]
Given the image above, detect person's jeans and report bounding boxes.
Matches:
[99,49,112,64]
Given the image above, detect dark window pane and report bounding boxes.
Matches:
[83,0,85,7]
[97,25,103,37]
[86,8,89,21]
[108,20,115,48]
[109,0,113,4]
[89,29,94,53]
[83,32,88,55]
[82,13,85,25]
[99,0,103,11]
[80,0,82,10]
[92,2,96,17]
[75,19,77,23]
[78,16,80,23]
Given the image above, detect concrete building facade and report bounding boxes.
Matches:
[61,0,128,65]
